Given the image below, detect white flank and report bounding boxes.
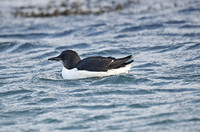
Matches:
[61,64,132,79]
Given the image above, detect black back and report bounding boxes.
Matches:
[75,55,133,72]
[75,56,113,71]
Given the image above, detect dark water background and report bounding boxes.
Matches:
[0,0,200,131]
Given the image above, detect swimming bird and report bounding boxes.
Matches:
[48,50,133,79]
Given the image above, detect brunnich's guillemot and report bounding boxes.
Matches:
[48,50,133,79]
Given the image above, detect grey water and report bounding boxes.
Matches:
[0,0,200,131]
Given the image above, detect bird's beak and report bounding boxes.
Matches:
[48,56,61,61]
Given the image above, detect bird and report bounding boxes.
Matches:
[48,50,133,79]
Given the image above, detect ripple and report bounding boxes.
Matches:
[58,104,122,110]
[5,110,30,116]
[83,115,110,122]
[140,44,183,53]
[49,29,76,38]
[137,112,177,120]
[191,98,200,103]
[68,88,88,93]
[152,88,196,93]
[186,55,200,62]
[0,121,15,126]
[134,62,161,68]
[58,125,89,131]
[38,98,57,103]
[120,23,163,32]
[128,103,149,109]
[0,33,50,39]
[89,23,106,27]
[4,108,46,118]
[165,20,186,24]
[17,95,32,101]
[86,31,107,37]
[155,76,181,80]
[185,43,200,50]
[0,42,17,52]
[92,49,128,55]
[0,42,51,55]
[72,89,154,97]
[38,73,63,81]
[79,104,120,110]
[180,24,200,29]
[0,30,76,39]
[114,34,131,39]
[81,48,131,56]
[11,42,37,53]
[90,74,136,85]
[183,33,200,37]
[0,89,32,97]
[148,119,176,126]
[179,7,200,13]
[186,118,200,122]
[150,81,171,86]
[158,33,181,37]
[93,40,118,45]
[55,43,90,50]
[42,118,62,124]
[38,75,82,86]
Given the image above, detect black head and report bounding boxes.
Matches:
[48,50,81,69]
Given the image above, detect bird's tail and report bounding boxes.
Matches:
[108,55,134,69]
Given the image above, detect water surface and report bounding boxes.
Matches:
[0,0,200,131]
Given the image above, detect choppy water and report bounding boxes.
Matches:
[0,0,200,131]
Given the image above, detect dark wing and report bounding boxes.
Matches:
[108,55,133,69]
[75,56,114,71]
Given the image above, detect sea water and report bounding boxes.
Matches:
[0,0,200,131]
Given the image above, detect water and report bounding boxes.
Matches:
[0,0,200,131]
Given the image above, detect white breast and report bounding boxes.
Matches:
[61,64,132,79]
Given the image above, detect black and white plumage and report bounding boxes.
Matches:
[48,50,133,79]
